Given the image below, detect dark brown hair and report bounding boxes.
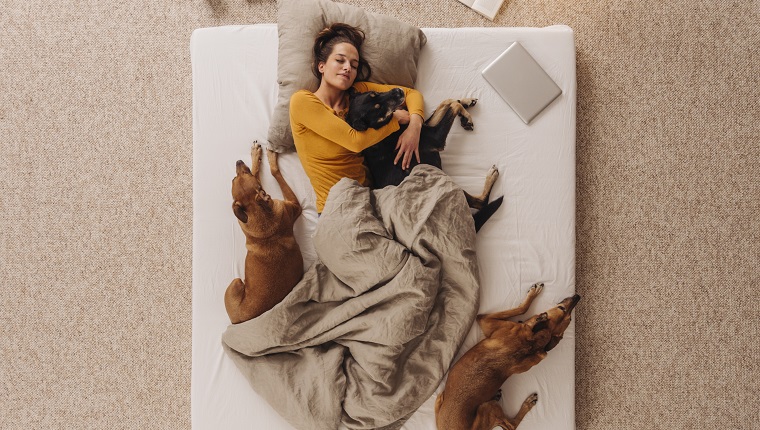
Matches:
[312,23,372,82]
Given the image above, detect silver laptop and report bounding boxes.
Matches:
[481,41,562,124]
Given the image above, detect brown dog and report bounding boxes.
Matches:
[435,283,580,430]
[224,143,303,324]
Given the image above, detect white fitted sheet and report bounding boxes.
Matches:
[191,24,576,430]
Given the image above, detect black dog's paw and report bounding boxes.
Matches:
[460,116,474,131]
[458,98,478,107]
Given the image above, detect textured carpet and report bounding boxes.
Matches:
[1,0,758,428]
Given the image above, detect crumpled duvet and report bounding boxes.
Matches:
[222,165,480,430]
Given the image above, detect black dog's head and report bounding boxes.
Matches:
[345,87,406,131]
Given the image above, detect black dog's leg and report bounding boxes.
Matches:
[456,98,477,130]
[420,110,457,152]
[421,99,477,152]
[473,196,503,232]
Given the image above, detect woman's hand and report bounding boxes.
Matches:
[394,112,423,170]
[392,109,410,125]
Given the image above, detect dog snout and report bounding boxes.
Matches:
[236,160,251,175]
[570,294,580,311]
[391,88,405,104]
[559,294,581,313]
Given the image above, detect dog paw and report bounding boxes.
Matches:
[525,393,538,406]
[459,98,478,107]
[460,116,474,131]
[251,143,263,164]
[492,389,503,401]
[530,282,544,296]
[266,149,280,174]
[486,165,499,179]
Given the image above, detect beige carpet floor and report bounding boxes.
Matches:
[1,0,758,428]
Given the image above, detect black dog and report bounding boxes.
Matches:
[345,87,503,231]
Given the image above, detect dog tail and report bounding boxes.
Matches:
[473,196,504,232]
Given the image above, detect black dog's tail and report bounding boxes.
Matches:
[473,196,504,232]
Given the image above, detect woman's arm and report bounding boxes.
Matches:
[394,111,422,169]
[352,82,425,119]
[290,90,401,153]
[353,82,425,169]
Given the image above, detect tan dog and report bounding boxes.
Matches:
[224,143,303,324]
[435,283,580,430]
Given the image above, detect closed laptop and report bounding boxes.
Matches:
[481,41,562,124]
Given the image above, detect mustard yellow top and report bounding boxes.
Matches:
[290,81,425,213]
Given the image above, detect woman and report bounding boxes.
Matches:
[289,23,425,214]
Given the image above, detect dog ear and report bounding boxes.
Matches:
[233,201,248,223]
[345,110,369,131]
[351,119,369,131]
[347,87,357,99]
[532,313,549,333]
[544,335,562,352]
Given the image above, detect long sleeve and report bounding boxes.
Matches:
[288,85,425,213]
[290,90,400,153]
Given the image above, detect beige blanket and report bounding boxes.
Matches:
[222,165,479,430]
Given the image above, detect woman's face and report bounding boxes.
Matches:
[318,42,359,91]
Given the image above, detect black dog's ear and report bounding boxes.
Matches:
[350,118,369,131]
[233,201,248,223]
[347,87,358,99]
[532,313,549,333]
[345,108,369,131]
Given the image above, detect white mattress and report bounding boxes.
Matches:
[191,24,576,430]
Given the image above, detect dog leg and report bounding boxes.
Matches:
[425,99,457,127]
[430,99,476,130]
[458,98,478,108]
[510,393,539,429]
[454,99,477,131]
[266,149,299,205]
[224,278,246,324]
[426,98,476,129]
[250,142,263,178]
[472,400,513,430]
[465,165,499,209]
[477,283,544,337]
[434,392,444,416]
